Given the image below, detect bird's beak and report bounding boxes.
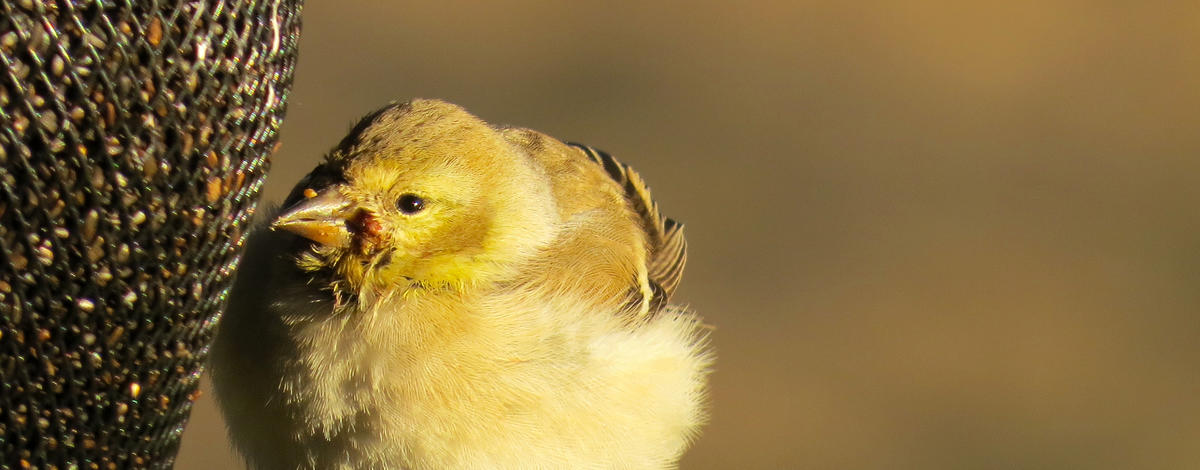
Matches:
[272,188,354,248]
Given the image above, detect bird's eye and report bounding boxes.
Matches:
[396,194,425,214]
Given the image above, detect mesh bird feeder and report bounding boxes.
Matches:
[0,1,302,467]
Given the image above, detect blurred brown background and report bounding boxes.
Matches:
[177,1,1200,468]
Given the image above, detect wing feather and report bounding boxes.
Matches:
[566,142,688,307]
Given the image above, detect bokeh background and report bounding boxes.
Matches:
[177,1,1200,468]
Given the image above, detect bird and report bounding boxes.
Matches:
[209,98,712,469]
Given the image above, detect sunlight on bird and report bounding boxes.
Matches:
[210,99,712,469]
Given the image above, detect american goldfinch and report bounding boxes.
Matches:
[209,99,711,469]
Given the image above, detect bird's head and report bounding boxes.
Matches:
[272,99,560,299]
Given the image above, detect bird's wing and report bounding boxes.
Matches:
[566,143,688,306]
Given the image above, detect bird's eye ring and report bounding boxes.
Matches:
[397,193,425,214]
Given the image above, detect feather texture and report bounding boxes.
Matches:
[566,142,688,304]
[210,99,712,470]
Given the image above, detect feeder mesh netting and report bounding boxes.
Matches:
[0,1,302,467]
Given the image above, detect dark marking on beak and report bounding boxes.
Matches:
[272,188,354,248]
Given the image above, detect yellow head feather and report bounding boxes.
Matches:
[284,99,560,298]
